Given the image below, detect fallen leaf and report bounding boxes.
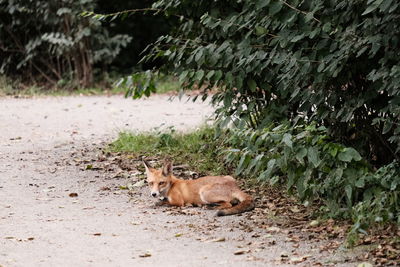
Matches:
[290,255,311,264]
[266,226,281,233]
[93,233,101,236]
[234,250,248,255]
[309,220,320,227]
[139,251,152,258]
[211,237,226,242]
[69,193,78,197]
[27,237,34,241]
[290,207,301,213]
[174,233,183,237]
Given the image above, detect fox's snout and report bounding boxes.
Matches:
[151,191,160,198]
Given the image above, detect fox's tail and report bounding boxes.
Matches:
[216,191,255,216]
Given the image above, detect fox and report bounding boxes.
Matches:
[143,160,255,216]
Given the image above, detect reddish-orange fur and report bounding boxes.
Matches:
[144,160,254,216]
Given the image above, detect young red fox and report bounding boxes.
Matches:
[143,160,255,216]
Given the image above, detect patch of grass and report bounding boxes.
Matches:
[0,84,127,97]
[109,126,226,175]
[154,76,181,94]
[0,73,179,97]
[0,75,17,96]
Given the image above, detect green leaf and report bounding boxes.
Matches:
[307,147,321,167]
[282,133,293,148]
[329,146,338,157]
[345,184,352,202]
[235,152,250,175]
[355,178,365,188]
[255,26,267,36]
[269,1,282,15]
[179,70,189,82]
[256,0,270,9]
[287,169,296,189]
[291,34,305,42]
[382,120,393,134]
[214,70,223,81]
[362,4,379,15]
[317,62,325,72]
[247,79,257,92]
[206,70,215,80]
[338,148,362,162]
[295,147,307,163]
[195,70,205,81]
[322,22,331,32]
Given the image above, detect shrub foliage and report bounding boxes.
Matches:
[222,123,400,232]
[145,0,400,166]
[140,0,400,229]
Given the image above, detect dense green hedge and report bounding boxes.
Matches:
[146,0,400,167]
[222,123,399,233]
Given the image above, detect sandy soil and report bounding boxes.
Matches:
[0,95,361,267]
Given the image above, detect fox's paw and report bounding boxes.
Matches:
[215,210,226,216]
[154,199,168,207]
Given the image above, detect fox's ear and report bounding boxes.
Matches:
[143,160,152,175]
[162,161,173,177]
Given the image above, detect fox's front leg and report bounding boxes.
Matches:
[154,197,169,207]
[167,192,185,207]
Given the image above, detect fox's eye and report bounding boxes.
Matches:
[159,181,165,185]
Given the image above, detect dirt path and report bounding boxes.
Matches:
[0,95,361,267]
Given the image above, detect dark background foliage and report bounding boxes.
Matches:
[95,0,174,72]
[0,0,173,87]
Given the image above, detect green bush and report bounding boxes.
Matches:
[145,0,400,166]
[138,0,400,230]
[222,122,399,232]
